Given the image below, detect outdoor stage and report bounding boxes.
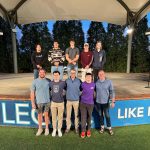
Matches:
[0,72,150,100]
[0,72,150,128]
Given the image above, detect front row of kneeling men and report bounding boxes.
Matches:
[30,69,115,138]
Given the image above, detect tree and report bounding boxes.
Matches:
[53,21,69,50]
[67,20,84,51]
[0,17,14,73]
[19,22,53,72]
[87,21,106,51]
[105,24,127,72]
[131,16,150,72]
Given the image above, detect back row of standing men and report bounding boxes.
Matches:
[31,39,106,82]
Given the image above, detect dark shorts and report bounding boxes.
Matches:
[37,102,51,114]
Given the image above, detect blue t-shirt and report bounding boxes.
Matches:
[50,81,66,103]
[81,82,95,104]
[31,78,51,104]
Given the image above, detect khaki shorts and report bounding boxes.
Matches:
[37,102,51,114]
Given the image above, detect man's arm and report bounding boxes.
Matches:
[30,91,36,109]
[109,80,115,108]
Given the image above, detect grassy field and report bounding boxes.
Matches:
[0,125,150,150]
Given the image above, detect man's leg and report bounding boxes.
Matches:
[51,102,57,136]
[87,104,94,131]
[67,65,72,78]
[80,102,87,132]
[58,66,64,80]
[34,69,39,79]
[103,103,113,135]
[96,103,104,132]
[72,101,79,132]
[57,102,64,137]
[66,101,72,131]
[44,102,50,136]
[74,65,78,77]
[81,68,86,82]
[51,66,57,80]
[36,104,43,136]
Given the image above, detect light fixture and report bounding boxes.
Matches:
[127,27,134,34]
[145,28,150,36]
[0,30,3,36]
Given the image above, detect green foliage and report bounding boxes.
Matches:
[105,24,127,72]
[19,22,53,72]
[0,17,14,73]
[87,21,106,50]
[131,17,150,72]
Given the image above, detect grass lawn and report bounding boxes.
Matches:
[0,125,150,150]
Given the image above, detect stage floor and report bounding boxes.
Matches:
[0,73,150,100]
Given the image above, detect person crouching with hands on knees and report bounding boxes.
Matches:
[95,70,115,135]
[30,68,51,136]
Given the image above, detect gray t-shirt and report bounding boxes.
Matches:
[65,47,79,63]
[31,78,50,104]
[50,81,66,103]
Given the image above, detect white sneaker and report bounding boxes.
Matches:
[52,129,57,137]
[58,129,62,137]
[45,129,49,136]
[36,129,43,136]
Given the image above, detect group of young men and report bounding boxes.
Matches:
[30,40,115,138]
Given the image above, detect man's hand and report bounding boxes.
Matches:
[72,61,76,65]
[37,65,42,69]
[32,102,36,109]
[85,65,89,69]
[54,62,59,67]
[111,102,115,108]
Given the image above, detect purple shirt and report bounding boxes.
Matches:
[81,82,95,104]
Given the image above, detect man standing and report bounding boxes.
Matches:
[65,69,81,134]
[48,41,65,80]
[31,44,46,79]
[92,41,106,82]
[30,69,50,136]
[80,73,95,138]
[80,43,93,81]
[50,71,66,137]
[95,70,115,135]
[65,39,79,77]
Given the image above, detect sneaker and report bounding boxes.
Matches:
[75,128,79,134]
[36,129,43,136]
[58,129,62,137]
[108,129,114,136]
[44,129,49,136]
[99,127,104,134]
[65,129,70,133]
[52,129,56,137]
[87,130,91,137]
[81,132,85,138]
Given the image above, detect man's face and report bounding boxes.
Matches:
[53,42,59,49]
[98,71,105,80]
[84,45,89,52]
[39,70,46,78]
[70,41,75,48]
[96,42,102,50]
[70,70,76,79]
[53,73,60,81]
[85,75,92,83]
[36,45,41,53]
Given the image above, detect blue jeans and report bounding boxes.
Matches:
[34,69,39,79]
[51,66,64,80]
[67,64,78,77]
[96,102,111,127]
